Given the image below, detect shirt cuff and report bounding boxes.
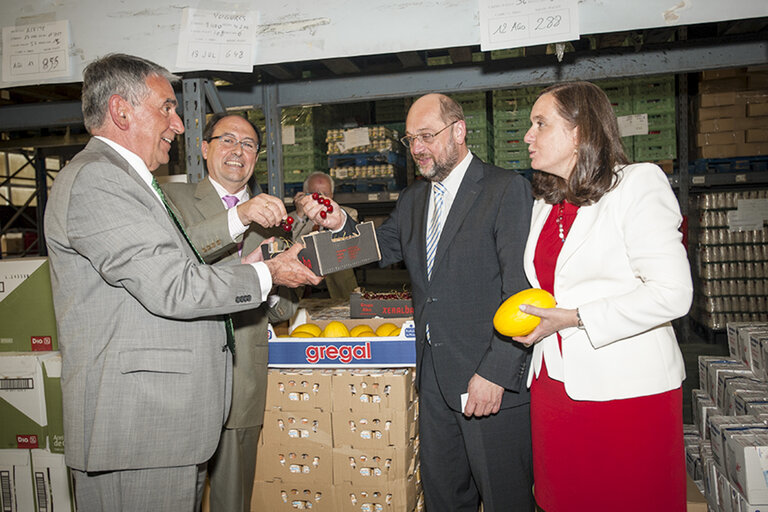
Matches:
[330,209,348,234]
[250,262,273,302]
[228,205,248,241]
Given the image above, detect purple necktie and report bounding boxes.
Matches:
[222,195,243,254]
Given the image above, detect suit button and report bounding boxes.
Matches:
[426,297,432,303]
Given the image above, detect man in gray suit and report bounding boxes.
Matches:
[300,93,534,511]
[43,54,321,512]
[291,171,359,299]
[162,112,297,512]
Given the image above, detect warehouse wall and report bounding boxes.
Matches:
[1,0,766,89]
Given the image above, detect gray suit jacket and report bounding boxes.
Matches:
[355,155,533,411]
[44,138,265,472]
[162,178,298,428]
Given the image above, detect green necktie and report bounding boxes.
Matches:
[151,178,236,354]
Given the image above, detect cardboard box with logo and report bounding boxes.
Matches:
[0,258,58,352]
[0,352,48,449]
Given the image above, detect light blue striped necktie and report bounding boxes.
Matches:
[426,181,446,280]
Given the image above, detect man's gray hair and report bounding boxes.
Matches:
[81,53,179,133]
[302,171,335,195]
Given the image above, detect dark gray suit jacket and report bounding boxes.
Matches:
[363,155,533,411]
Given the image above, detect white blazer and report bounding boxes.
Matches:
[524,163,693,401]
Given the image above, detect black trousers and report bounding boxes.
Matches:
[419,343,534,512]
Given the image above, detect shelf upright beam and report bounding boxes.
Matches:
[181,78,227,184]
[262,84,285,198]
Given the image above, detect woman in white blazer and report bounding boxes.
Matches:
[512,81,693,511]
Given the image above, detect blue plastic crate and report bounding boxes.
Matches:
[327,150,406,168]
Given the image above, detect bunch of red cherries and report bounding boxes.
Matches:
[279,215,294,232]
[311,192,334,219]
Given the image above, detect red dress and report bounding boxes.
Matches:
[530,201,685,512]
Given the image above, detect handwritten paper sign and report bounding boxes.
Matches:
[176,8,258,72]
[618,114,649,137]
[479,0,580,52]
[2,20,71,82]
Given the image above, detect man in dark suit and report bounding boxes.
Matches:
[44,54,320,511]
[162,113,298,512]
[299,93,534,511]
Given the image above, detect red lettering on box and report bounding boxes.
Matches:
[300,256,313,270]
[348,246,361,259]
[17,434,39,449]
[336,248,347,262]
[30,336,53,351]
[304,342,371,364]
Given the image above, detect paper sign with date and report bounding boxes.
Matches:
[2,20,71,83]
[176,8,258,73]
[479,0,580,52]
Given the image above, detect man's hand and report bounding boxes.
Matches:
[264,242,323,288]
[241,237,276,265]
[292,191,308,218]
[236,193,288,228]
[463,374,504,417]
[297,194,345,231]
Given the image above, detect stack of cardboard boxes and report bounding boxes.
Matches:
[696,67,768,159]
[253,368,421,511]
[0,257,76,511]
[686,322,768,511]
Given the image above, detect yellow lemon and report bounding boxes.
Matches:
[493,288,557,337]
[290,331,316,338]
[349,324,374,337]
[291,323,322,337]
[322,321,350,338]
[375,322,398,337]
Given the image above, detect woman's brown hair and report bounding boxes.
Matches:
[530,81,630,206]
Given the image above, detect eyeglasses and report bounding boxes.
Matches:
[207,135,259,154]
[400,121,458,148]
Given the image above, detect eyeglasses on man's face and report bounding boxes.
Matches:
[207,135,259,154]
[400,120,458,148]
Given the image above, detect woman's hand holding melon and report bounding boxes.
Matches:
[493,288,581,346]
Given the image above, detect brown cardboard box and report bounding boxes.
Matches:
[335,477,420,512]
[251,481,336,511]
[261,409,333,447]
[699,116,767,133]
[686,475,707,512]
[747,129,768,143]
[265,369,334,411]
[349,291,414,319]
[701,68,747,81]
[332,441,418,486]
[254,442,333,485]
[332,401,418,449]
[699,77,749,94]
[331,369,416,413]
[698,142,768,159]
[696,131,745,146]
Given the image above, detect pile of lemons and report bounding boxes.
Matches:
[288,321,402,338]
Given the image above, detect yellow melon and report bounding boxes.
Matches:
[349,324,374,337]
[354,329,376,337]
[322,321,350,338]
[493,288,557,337]
[383,324,402,337]
[291,323,322,337]
[375,323,398,337]
[290,331,316,338]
